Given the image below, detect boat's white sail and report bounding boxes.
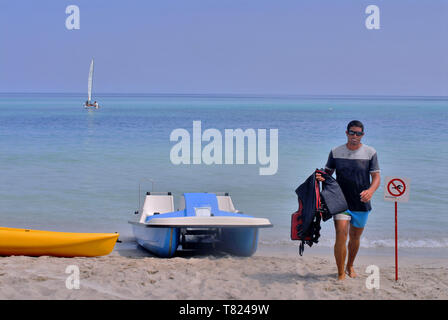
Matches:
[87,58,94,102]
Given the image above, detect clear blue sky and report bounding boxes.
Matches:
[0,0,447,96]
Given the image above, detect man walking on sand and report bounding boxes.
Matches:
[316,120,380,280]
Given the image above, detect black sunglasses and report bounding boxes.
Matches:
[348,130,364,136]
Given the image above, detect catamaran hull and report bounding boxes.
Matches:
[132,224,179,258]
[219,227,259,256]
[131,223,259,258]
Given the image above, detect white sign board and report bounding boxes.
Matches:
[384,176,410,202]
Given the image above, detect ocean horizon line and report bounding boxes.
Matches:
[1,92,448,101]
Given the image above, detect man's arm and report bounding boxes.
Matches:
[360,172,380,203]
[316,151,335,182]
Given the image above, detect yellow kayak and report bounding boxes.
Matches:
[0,227,119,257]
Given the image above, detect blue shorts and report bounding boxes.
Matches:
[334,210,370,228]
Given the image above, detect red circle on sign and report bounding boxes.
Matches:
[387,179,406,197]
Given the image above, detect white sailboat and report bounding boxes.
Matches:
[84,58,99,109]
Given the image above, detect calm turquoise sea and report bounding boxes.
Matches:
[1,94,447,254]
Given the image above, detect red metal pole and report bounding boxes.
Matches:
[395,201,398,281]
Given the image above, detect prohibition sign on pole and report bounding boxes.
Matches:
[384,176,410,202]
[383,176,411,281]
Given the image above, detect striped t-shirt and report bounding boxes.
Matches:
[325,144,380,212]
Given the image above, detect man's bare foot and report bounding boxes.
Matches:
[345,266,357,278]
[337,273,346,281]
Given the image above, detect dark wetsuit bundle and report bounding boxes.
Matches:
[291,169,348,255]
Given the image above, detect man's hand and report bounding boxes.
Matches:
[360,189,374,203]
[360,172,381,203]
[316,169,334,182]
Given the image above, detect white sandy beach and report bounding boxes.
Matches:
[0,244,447,300]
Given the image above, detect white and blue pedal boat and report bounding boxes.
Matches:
[129,192,272,258]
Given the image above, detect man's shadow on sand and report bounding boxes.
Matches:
[247,272,336,285]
